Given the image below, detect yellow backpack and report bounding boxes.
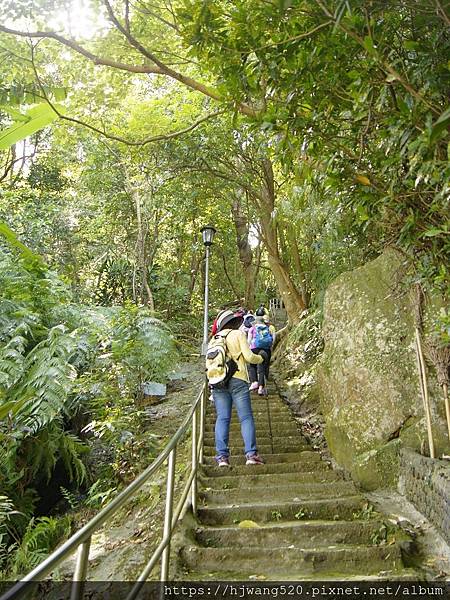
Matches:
[205,330,238,388]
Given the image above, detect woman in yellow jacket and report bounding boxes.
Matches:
[211,309,265,467]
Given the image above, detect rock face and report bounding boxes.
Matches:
[317,248,449,490]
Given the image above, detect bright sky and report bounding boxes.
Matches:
[49,0,108,39]
[6,0,108,39]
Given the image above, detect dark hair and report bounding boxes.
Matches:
[225,316,244,330]
[255,307,265,316]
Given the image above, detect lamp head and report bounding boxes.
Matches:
[201,225,216,246]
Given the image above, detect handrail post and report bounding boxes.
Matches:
[199,383,206,465]
[160,448,176,581]
[191,406,198,516]
[70,537,91,600]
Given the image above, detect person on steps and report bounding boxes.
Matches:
[240,312,255,335]
[248,308,276,396]
[262,313,276,382]
[211,309,265,467]
[257,304,270,320]
[211,307,245,336]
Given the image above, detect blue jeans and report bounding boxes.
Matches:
[213,377,257,458]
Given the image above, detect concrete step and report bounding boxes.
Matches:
[204,424,300,436]
[204,433,305,442]
[207,397,284,405]
[180,543,403,577]
[244,403,285,408]
[207,400,287,406]
[194,519,385,548]
[203,443,311,456]
[202,452,324,466]
[205,408,293,421]
[181,569,420,582]
[205,420,297,430]
[204,431,305,440]
[200,481,358,503]
[202,460,330,478]
[205,416,295,426]
[197,496,365,525]
[206,407,293,417]
[199,470,345,489]
[206,406,291,413]
[205,411,296,425]
[204,432,312,450]
[204,446,321,462]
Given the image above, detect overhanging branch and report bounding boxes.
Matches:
[102,0,258,117]
[0,15,258,119]
[0,24,163,74]
[28,45,225,147]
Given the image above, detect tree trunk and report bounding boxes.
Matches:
[186,247,200,310]
[130,185,155,310]
[286,224,310,308]
[231,194,257,309]
[266,253,306,323]
[257,158,306,324]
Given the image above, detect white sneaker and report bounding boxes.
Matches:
[245,453,265,465]
[249,382,259,391]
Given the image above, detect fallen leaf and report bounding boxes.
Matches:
[355,174,371,186]
[238,520,260,528]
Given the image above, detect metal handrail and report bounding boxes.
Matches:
[1,382,208,600]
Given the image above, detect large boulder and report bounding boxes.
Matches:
[317,248,449,490]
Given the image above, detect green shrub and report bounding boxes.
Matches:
[0,226,178,574]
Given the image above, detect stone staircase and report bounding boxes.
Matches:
[175,385,416,580]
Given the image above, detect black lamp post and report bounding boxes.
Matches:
[201,225,216,354]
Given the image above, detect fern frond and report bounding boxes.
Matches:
[58,432,87,485]
[11,515,71,576]
[59,487,79,510]
[6,326,78,433]
[0,496,19,531]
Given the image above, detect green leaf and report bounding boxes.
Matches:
[363,36,377,56]
[385,73,398,83]
[0,107,29,122]
[51,88,67,102]
[423,228,445,237]
[403,40,420,51]
[0,398,27,420]
[355,174,371,186]
[0,222,45,267]
[397,98,410,115]
[430,106,450,144]
[0,103,65,150]
[347,69,361,80]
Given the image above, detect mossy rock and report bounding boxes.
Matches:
[351,440,402,491]
[317,248,449,488]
